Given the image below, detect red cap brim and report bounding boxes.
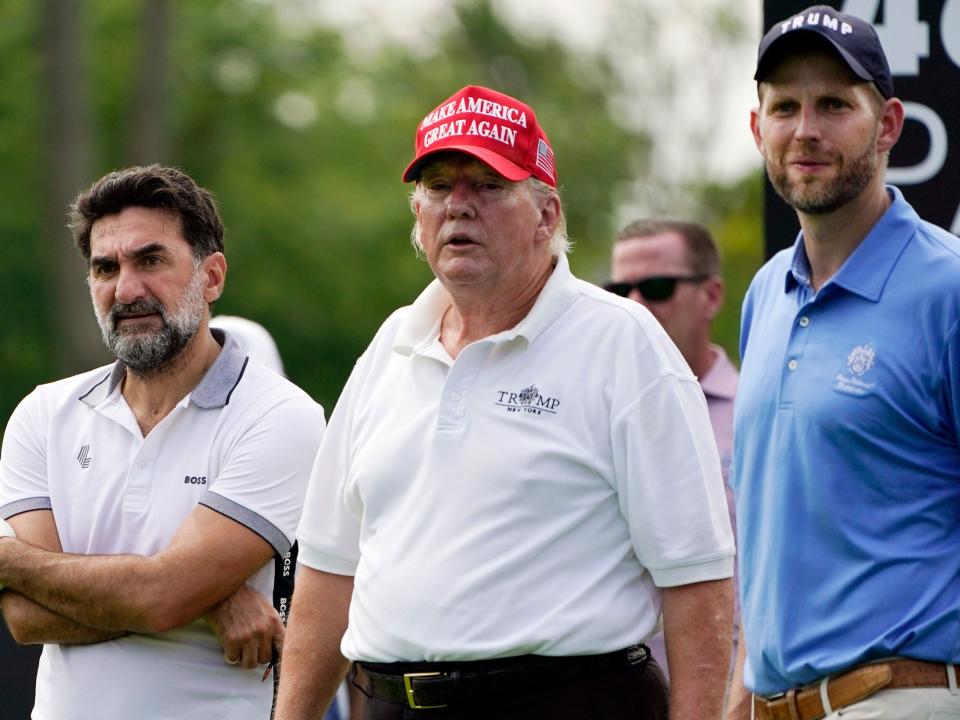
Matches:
[402,144,532,183]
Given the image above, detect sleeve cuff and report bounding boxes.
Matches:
[0,497,53,519]
[648,552,735,587]
[296,538,359,576]
[200,491,291,555]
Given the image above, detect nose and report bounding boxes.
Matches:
[446,180,477,219]
[628,288,645,305]
[113,266,147,305]
[794,105,821,142]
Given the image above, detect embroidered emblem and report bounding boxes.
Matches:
[518,385,540,406]
[77,445,92,469]
[834,343,878,396]
[495,385,560,416]
[846,344,876,376]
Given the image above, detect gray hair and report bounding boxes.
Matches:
[409,177,570,257]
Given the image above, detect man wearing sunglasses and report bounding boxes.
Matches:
[607,219,739,684]
[275,85,735,720]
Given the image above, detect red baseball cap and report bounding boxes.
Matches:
[402,85,557,187]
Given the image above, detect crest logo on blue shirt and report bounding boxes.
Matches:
[834,343,877,396]
[847,344,876,376]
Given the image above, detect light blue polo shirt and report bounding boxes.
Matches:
[733,186,960,695]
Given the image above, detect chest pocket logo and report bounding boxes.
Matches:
[495,384,561,416]
[183,475,207,485]
[833,343,877,397]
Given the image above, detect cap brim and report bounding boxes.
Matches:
[755,29,875,86]
[402,145,531,183]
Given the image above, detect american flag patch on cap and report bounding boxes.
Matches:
[535,138,555,181]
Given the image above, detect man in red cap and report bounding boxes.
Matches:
[275,86,734,720]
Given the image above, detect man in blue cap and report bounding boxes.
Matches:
[729,5,960,720]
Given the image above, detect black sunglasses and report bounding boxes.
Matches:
[603,275,710,302]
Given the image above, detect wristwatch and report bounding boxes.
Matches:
[0,517,15,591]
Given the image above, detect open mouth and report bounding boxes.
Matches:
[446,235,477,247]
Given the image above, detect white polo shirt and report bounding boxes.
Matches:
[298,254,734,663]
[0,331,324,720]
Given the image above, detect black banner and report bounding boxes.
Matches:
[763,0,960,257]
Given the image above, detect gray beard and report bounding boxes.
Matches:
[93,270,206,377]
[767,128,880,215]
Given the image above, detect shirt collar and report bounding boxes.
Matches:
[699,344,738,400]
[393,253,581,356]
[783,186,918,301]
[79,329,248,409]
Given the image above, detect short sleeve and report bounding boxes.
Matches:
[0,390,53,519]
[611,372,735,587]
[296,358,366,576]
[202,395,325,556]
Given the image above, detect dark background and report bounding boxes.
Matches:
[763,0,960,256]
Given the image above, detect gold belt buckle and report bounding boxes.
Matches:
[403,672,448,709]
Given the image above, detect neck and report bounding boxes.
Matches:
[687,341,717,380]
[440,260,554,359]
[121,322,222,436]
[798,183,890,291]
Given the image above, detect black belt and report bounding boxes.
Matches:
[354,644,651,710]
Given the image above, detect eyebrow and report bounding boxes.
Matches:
[90,242,170,269]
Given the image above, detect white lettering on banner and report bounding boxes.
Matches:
[941,0,960,68]
[842,0,929,74]
[885,103,948,185]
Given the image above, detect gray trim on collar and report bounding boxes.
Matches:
[78,330,249,410]
[200,491,291,555]
[78,363,126,408]
[0,497,53,520]
[191,330,248,409]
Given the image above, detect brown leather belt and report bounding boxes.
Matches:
[754,659,958,720]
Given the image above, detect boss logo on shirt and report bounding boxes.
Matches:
[183,475,207,485]
[495,384,560,416]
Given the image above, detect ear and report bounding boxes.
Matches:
[201,252,227,303]
[535,192,562,245]
[876,97,905,155]
[750,107,765,155]
[702,275,724,322]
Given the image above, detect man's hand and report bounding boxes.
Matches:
[204,584,283,669]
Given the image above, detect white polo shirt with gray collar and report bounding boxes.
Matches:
[0,330,324,720]
[297,254,734,663]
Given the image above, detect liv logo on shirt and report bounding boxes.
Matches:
[834,343,877,396]
[495,385,560,416]
[76,445,92,469]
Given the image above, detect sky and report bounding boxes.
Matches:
[303,0,766,199]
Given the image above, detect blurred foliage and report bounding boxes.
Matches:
[0,0,762,421]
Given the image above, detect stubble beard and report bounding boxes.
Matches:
[767,125,880,215]
[93,268,207,377]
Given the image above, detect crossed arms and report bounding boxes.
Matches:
[0,504,282,667]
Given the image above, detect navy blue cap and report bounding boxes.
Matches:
[755,5,894,99]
